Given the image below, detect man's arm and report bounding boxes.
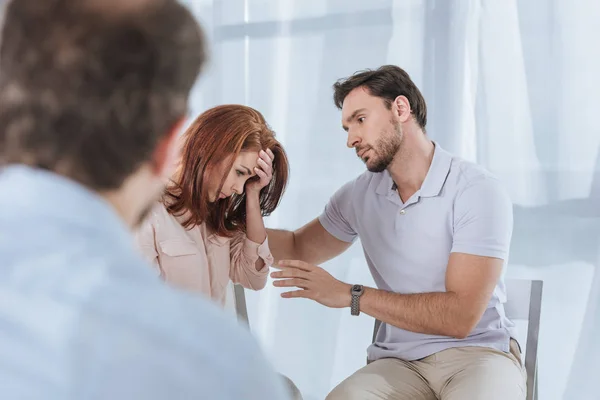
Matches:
[267,218,352,265]
[358,177,512,338]
[272,176,512,339]
[359,253,503,338]
[273,253,502,339]
[269,179,357,265]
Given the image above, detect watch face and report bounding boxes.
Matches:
[352,284,362,293]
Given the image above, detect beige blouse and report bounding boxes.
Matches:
[135,203,273,305]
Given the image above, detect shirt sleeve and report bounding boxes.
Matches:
[451,177,513,260]
[229,233,272,290]
[318,180,358,243]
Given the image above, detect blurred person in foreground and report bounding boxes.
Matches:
[0,0,290,399]
[268,65,525,399]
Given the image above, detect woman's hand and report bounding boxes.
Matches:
[244,148,275,269]
[246,149,275,196]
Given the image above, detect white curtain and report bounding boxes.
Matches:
[183,1,600,399]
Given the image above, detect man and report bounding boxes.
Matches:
[268,65,526,399]
[0,0,289,399]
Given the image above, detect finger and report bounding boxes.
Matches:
[254,167,267,179]
[259,150,273,165]
[257,158,272,174]
[276,260,314,271]
[272,278,310,289]
[270,269,309,279]
[281,289,311,299]
[262,149,273,163]
[266,148,275,160]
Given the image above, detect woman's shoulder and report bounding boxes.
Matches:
[141,202,206,243]
[143,201,171,224]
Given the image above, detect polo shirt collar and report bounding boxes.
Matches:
[420,142,452,197]
[375,142,452,198]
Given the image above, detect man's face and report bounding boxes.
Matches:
[341,87,402,173]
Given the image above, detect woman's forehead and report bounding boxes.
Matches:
[235,150,259,165]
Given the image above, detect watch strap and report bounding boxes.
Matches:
[351,294,360,316]
[350,284,364,316]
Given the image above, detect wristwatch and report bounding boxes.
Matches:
[350,284,364,316]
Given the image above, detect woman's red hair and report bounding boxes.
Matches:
[164,104,289,237]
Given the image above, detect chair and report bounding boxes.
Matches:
[233,283,250,325]
[371,279,543,400]
[233,285,303,400]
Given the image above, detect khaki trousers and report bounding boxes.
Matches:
[327,340,526,400]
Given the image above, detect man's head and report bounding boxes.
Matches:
[333,65,427,172]
[0,0,206,226]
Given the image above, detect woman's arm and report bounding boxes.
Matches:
[229,231,272,290]
[244,148,276,271]
[245,190,268,270]
[228,149,275,289]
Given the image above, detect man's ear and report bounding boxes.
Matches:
[151,116,187,180]
[393,95,411,122]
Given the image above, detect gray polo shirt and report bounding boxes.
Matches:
[319,143,516,361]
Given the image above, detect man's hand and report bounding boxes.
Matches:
[271,260,352,308]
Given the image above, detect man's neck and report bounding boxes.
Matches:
[387,130,434,202]
[101,191,139,229]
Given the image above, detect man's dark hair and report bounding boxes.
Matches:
[0,0,206,190]
[333,65,427,130]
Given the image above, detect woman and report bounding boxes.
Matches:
[136,104,289,305]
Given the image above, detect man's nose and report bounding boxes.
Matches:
[347,130,361,149]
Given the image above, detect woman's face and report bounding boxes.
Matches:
[207,151,259,202]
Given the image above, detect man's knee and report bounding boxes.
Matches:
[326,366,396,400]
[326,376,374,400]
[326,359,432,400]
[439,346,527,400]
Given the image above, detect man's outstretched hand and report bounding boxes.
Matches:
[271,260,352,308]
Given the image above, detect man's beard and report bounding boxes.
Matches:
[361,122,403,173]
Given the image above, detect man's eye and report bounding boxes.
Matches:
[358,117,365,123]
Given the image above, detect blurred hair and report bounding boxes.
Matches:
[0,0,206,189]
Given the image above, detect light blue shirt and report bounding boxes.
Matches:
[0,166,289,400]
[320,143,517,361]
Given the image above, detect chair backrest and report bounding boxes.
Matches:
[505,279,534,320]
[507,279,543,400]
